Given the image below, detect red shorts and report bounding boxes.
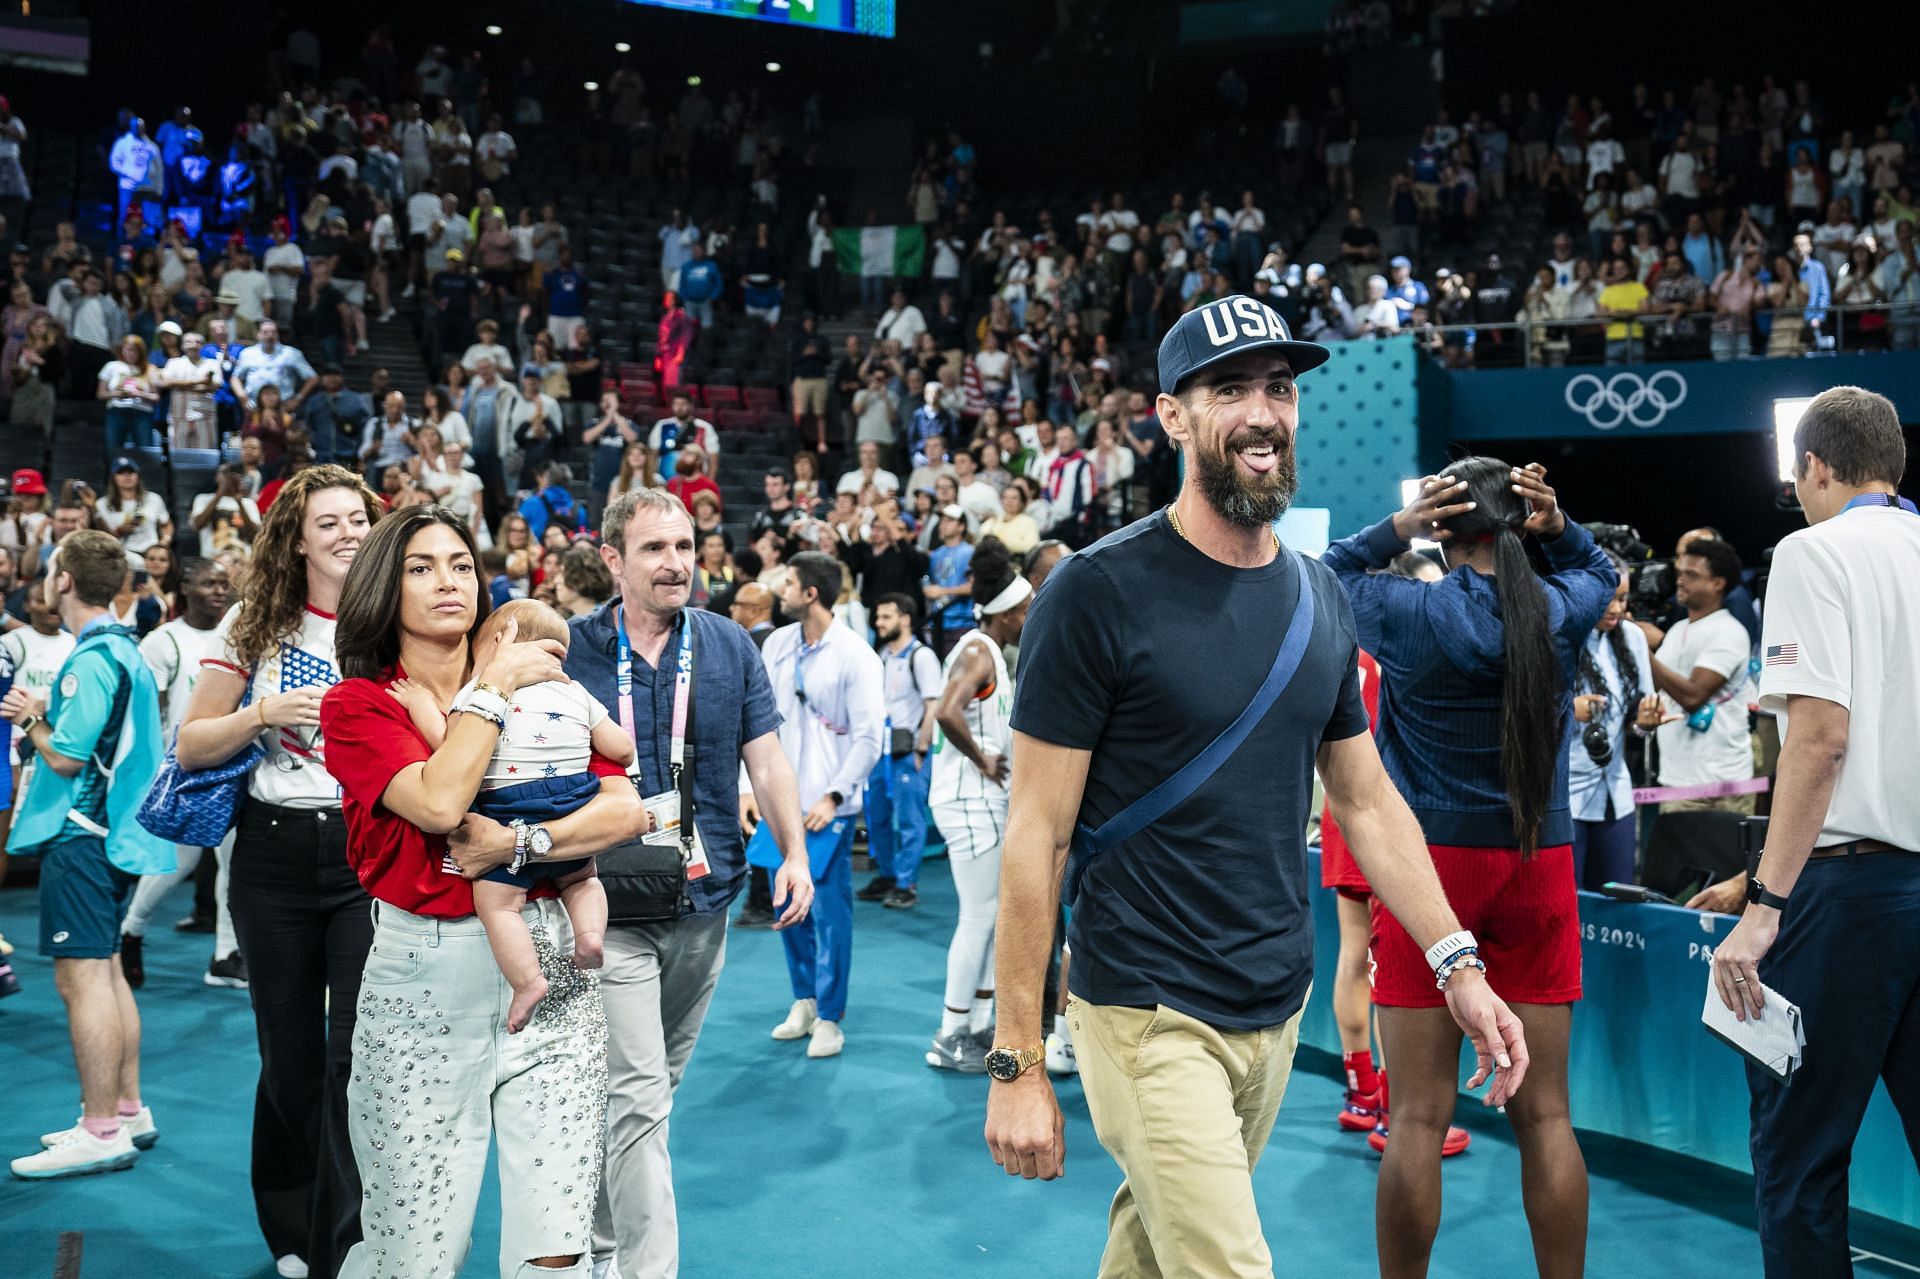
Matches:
[1318,810,1372,900]
[1369,843,1582,1009]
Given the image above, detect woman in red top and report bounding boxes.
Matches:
[320,505,644,1276]
[654,290,694,394]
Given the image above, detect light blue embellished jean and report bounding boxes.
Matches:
[338,898,609,1279]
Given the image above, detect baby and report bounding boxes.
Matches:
[392,599,635,1032]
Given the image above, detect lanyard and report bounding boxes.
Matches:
[614,604,694,796]
[792,634,848,736]
[1841,492,1919,515]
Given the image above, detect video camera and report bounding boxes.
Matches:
[1583,522,1676,618]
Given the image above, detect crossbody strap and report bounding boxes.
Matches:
[1067,555,1316,898]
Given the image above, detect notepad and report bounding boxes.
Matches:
[1701,974,1805,1082]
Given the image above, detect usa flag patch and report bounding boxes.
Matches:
[1765,643,1799,667]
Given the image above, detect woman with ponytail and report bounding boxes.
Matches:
[1323,458,1616,1278]
[922,537,1029,1072]
[1569,549,1671,891]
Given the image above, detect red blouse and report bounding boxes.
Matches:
[322,671,627,918]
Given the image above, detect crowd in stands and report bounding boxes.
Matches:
[1273,77,1920,364]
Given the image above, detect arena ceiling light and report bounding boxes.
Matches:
[615,41,631,52]
[485,25,503,35]
[766,62,782,72]
[686,75,702,86]
[584,81,599,92]
[1773,397,1814,484]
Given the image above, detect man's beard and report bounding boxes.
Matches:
[1193,431,1299,528]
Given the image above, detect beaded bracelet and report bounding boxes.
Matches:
[1434,949,1487,992]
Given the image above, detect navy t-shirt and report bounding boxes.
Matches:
[1011,511,1368,1031]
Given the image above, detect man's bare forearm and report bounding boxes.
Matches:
[1752,719,1847,899]
[992,820,1069,1047]
[1337,787,1463,953]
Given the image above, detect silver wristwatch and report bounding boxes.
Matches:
[509,820,553,875]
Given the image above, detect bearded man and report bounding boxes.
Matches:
[981,295,1530,1277]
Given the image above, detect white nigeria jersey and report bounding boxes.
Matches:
[929,629,1013,810]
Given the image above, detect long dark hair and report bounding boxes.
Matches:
[1580,550,1640,704]
[1439,455,1560,855]
[335,505,491,682]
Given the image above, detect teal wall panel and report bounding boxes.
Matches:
[1297,335,1421,540]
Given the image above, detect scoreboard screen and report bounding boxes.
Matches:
[618,0,894,38]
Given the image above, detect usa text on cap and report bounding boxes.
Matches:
[1156,294,1329,395]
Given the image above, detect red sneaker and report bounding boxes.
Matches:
[1337,1088,1383,1132]
[1366,1121,1472,1157]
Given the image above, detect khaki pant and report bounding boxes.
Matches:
[1661,793,1756,816]
[790,376,828,417]
[1069,992,1308,1278]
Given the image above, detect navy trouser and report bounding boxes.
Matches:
[1748,849,1920,1277]
[865,753,930,889]
[1571,806,1637,891]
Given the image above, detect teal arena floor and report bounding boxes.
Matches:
[3,866,1916,1278]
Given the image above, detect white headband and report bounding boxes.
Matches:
[979,575,1033,617]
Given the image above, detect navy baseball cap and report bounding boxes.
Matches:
[1157,294,1330,395]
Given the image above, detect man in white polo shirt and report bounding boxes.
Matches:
[1709,385,1920,1277]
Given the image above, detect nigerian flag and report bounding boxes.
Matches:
[834,225,925,279]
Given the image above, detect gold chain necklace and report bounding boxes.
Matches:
[1166,504,1282,555]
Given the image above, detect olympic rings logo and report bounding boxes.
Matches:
[1563,371,1689,430]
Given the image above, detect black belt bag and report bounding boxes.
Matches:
[889,726,917,758]
[598,832,690,924]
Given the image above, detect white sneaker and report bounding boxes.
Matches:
[11,1125,138,1179]
[1046,1031,1078,1075]
[400,283,416,298]
[806,1018,844,1058]
[42,1105,158,1151]
[771,998,818,1041]
[276,1256,311,1278]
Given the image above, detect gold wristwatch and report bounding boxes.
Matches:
[985,1042,1045,1082]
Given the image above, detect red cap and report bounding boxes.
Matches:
[11,468,46,496]
[271,216,291,236]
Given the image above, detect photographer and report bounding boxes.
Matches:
[1636,537,1757,814]
[1568,550,1671,890]
[1660,526,1759,644]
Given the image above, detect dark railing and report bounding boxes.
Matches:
[1408,300,1920,369]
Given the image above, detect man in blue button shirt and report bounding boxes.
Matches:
[6,529,171,1180]
[565,487,811,1279]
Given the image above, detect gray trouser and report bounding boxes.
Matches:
[591,910,730,1278]
[340,899,608,1279]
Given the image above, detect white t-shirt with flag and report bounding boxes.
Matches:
[206,604,343,809]
[1757,502,1920,850]
[140,617,225,738]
